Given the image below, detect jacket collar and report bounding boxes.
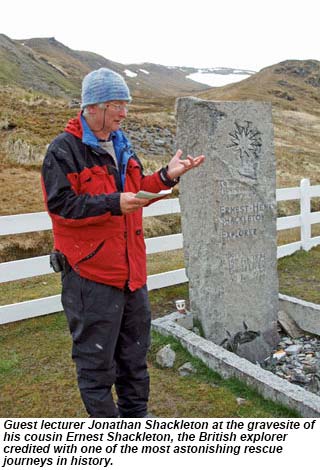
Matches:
[80,114,101,149]
[64,112,131,158]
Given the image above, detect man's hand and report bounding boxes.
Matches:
[167,149,205,180]
[120,192,149,214]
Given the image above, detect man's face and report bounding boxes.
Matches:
[96,100,129,134]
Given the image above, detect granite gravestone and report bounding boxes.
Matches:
[177,97,279,363]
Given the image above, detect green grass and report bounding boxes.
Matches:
[0,312,298,418]
[278,244,320,303]
[2,243,320,418]
[148,333,298,418]
[0,273,61,306]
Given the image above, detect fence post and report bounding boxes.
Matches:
[300,178,311,251]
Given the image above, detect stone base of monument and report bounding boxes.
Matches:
[173,313,194,330]
[152,309,320,418]
[279,293,320,336]
[236,323,280,363]
[236,338,273,364]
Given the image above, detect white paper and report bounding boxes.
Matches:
[134,189,172,200]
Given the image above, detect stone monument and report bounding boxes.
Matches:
[176,97,279,363]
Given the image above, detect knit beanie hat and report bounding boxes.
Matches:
[81,68,131,108]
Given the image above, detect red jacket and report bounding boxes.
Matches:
[41,113,176,291]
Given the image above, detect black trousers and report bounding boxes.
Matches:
[61,268,151,418]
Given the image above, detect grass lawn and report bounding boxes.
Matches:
[278,245,320,303]
[0,311,298,418]
[2,244,320,418]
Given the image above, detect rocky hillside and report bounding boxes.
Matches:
[0,34,210,99]
[1,42,320,206]
[198,60,320,188]
[198,60,320,115]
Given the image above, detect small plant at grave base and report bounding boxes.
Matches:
[220,321,260,354]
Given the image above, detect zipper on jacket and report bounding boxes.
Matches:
[124,218,131,290]
[75,241,105,271]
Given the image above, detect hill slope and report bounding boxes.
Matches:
[198,60,320,114]
[0,34,210,98]
[197,60,320,187]
[1,42,320,194]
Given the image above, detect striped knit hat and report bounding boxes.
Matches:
[81,68,131,108]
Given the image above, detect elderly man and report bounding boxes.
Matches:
[41,67,205,418]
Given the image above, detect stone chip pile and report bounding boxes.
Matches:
[263,334,320,395]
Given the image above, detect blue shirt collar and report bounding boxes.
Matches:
[80,114,116,149]
[81,115,100,148]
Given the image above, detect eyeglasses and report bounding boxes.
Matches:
[105,103,129,112]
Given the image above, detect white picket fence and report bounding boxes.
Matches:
[1,178,320,325]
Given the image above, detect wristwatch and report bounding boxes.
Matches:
[159,166,180,187]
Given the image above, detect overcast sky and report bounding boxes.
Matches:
[1,0,319,72]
